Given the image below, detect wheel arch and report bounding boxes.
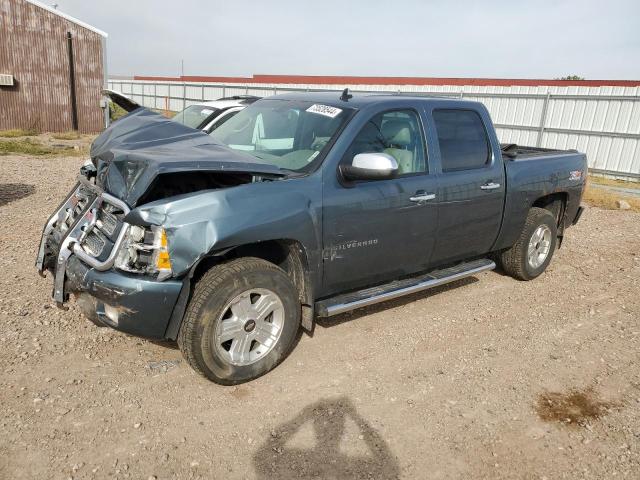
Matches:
[164,239,315,340]
[531,192,568,244]
[532,192,567,225]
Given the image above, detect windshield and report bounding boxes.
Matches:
[210,99,353,172]
[172,105,219,129]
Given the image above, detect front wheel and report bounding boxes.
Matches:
[499,207,558,281]
[178,257,301,384]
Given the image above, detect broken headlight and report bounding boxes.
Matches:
[114,225,172,280]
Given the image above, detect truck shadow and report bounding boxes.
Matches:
[317,276,479,328]
[253,396,400,479]
[0,183,35,207]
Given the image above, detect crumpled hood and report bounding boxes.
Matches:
[90,108,284,206]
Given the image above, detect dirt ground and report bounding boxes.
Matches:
[1,144,639,479]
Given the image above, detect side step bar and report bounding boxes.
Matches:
[316,258,495,317]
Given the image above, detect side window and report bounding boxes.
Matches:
[432,109,490,172]
[343,110,427,175]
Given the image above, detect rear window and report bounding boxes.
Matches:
[433,109,490,172]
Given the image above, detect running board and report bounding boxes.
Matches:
[316,258,495,317]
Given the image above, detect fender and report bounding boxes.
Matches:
[124,177,323,280]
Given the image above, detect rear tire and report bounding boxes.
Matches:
[178,257,300,385]
[499,207,558,281]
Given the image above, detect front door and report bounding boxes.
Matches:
[322,109,439,296]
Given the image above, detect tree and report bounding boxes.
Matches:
[557,75,585,81]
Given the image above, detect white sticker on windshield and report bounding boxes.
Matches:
[306,104,343,118]
[200,109,214,116]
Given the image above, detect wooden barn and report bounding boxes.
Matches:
[0,0,107,133]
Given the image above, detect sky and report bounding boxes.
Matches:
[54,0,640,80]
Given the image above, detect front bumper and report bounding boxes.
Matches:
[68,257,183,338]
[36,178,183,339]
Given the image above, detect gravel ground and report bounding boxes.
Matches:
[1,146,639,480]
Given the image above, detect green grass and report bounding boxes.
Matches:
[109,102,176,122]
[0,138,82,156]
[109,102,129,122]
[0,128,39,138]
[51,131,81,140]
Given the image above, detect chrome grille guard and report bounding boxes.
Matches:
[36,176,131,304]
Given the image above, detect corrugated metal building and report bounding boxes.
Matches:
[0,0,107,133]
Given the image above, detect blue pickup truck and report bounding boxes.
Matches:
[37,91,587,384]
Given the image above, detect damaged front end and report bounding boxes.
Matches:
[35,174,184,338]
[36,108,288,339]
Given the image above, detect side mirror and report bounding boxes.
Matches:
[340,152,399,181]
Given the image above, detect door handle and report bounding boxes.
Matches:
[409,193,436,202]
[480,182,501,190]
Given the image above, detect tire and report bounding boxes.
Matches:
[499,207,558,281]
[178,257,301,385]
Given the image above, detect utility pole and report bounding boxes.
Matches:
[181,59,185,111]
[66,32,79,131]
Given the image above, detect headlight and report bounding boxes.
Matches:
[114,225,172,280]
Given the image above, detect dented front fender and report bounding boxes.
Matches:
[124,177,323,278]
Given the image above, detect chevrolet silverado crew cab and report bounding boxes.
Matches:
[37,91,587,384]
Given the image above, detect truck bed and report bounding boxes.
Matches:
[494,143,587,253]
[501,143,577,160]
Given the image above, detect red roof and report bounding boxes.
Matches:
[133,74,640,88]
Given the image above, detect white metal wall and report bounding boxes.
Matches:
[108,79,640,180]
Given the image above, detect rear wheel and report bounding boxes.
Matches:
[499,207,558,281]
[178,257,300,384]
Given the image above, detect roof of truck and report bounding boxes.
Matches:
[270,91,468,108]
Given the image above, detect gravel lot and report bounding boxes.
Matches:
[1,145,639,479]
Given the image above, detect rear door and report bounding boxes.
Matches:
[427,107,505,265]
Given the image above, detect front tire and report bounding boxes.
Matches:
[499,207,558,281]
[178,257,301,385]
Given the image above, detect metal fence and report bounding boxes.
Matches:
[108,79,640,180]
